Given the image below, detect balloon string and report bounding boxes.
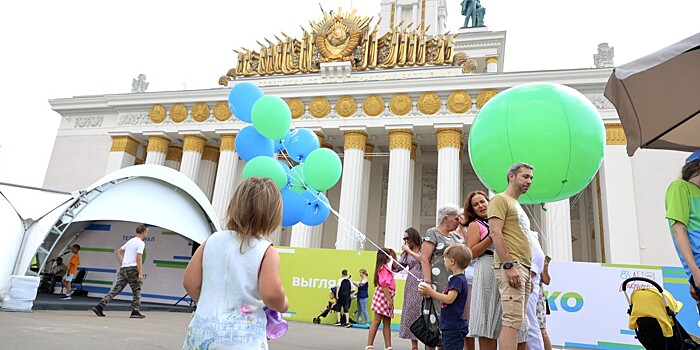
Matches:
[278,139,423,283]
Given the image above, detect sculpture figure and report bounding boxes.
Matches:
[461,0,486,28]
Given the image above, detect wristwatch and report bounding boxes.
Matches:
[503,262,514,270]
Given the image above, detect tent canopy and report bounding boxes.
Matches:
[2,165,223,298]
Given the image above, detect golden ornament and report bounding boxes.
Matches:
[389,94,412,116]
[417,92,441,115]
[362,95,385,116]
[447,91,472,114]
[149,104,166,124]
[335,96,357,118]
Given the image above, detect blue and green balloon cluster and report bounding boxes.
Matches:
[229,82,342,226]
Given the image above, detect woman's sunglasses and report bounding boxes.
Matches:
[402,237,409,241]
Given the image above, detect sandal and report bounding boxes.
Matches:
[365,347,374,350]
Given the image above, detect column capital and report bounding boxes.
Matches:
[110,135,140,157]
[364,142,375,161]
[388,129,414,150]
[202,145,220,163]
[220,134,236,151]
[436,128,463,149]
[411,141,418,161]
[343,130,368,150]
[486,56,499,65]
[605,123,627,145]
[146,135,171,154]
[183,134,207,153]
[166,146,183,162]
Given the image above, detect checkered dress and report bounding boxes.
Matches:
[371,288,396,318]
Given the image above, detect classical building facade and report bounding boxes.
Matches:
[44,1,685,268]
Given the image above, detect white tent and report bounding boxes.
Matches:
[1,165,222,307]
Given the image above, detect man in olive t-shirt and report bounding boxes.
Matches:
[488,162,534,350]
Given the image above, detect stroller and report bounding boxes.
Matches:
[623,277,700,350]
[313,290,341,324]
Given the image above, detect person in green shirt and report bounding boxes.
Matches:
[666,149,700,302]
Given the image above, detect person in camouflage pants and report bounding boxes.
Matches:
[92,225,148,318]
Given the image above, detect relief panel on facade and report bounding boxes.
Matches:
[421,165,437,217]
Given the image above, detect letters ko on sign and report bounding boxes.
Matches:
[292,277,338,289]
[544,291,584,313]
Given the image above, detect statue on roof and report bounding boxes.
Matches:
[131,74,149,93]
[461,0,486,28]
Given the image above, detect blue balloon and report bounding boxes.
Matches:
[235,126,275,162]
[274,130,292,154]
[281,187,307,226]
[228,82,264,123]
[285,129,320,162]
[301,191,331,226]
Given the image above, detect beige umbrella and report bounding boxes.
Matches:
[604,32,700,156]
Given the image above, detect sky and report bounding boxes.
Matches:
[0,0,698,190]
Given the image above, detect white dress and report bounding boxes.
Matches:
[183,231,271,350]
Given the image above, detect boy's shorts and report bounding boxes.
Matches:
[63,274,75,282]
[441,328,469,350]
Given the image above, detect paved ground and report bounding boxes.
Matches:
[0,310,413,350]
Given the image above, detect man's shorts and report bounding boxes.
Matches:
[338,296,351,313]
[63,274,75,282]
[494,262,531,330]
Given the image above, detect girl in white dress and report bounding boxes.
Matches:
[182,177,289,350]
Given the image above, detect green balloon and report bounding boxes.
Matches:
[302,148,342,192]
[468,83,605,204]
[242,156,287,189]
[251,95,292,140]
[289,164,306,193]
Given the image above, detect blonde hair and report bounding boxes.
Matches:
[225,177,283,251]
[444,244,473,269]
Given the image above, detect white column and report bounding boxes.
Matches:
[212,134,239,225]
[197,145,219,200]
[164,146,182,171]
[105,134,139,174]
[436,128,463,213]
[290,223,323,248]
[144,134,170,165]
[179,133,207,182]
[336,130,368,250]
[384,128,414,251]
[359,142,374,237]
[486,56,498,73]
[600,143,641,264]
[541,199,573,261]
[408,141,417,221]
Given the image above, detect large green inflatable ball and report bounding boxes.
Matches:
[468,83,605,204]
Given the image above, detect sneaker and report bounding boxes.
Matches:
[91,305,105,317]
[60,295,71,300]
[130,310,146,319]
[344,323,352,328]
[333,322,342,326]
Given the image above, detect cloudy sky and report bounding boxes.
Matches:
[0,0,698,190]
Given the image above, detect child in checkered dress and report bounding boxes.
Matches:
[366,248,397,350]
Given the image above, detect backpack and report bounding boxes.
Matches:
[339,278,351,296]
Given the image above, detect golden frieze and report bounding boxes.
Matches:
[335,96,357,117]
[447,91,472,114]
[417,92,441,115]
[192,102,211,122]
[287,98,305,119]
[389,94,412,116]
[309,97,330,118]
[170,104,188,123]
[149,104,166,124]
[362,95,385,116]
[219,7,458,85]
[213,101,232,121]
[476,89,498,109]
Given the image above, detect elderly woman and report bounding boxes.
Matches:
[422,205,464,298]
[421,205,464,350]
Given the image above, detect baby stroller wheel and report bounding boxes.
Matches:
[313,317,320,324]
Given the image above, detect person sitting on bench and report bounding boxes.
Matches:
[40,257,67,294]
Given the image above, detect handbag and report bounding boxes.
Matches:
[410,297,441,347]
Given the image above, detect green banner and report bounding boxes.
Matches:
[278,247,407,326]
